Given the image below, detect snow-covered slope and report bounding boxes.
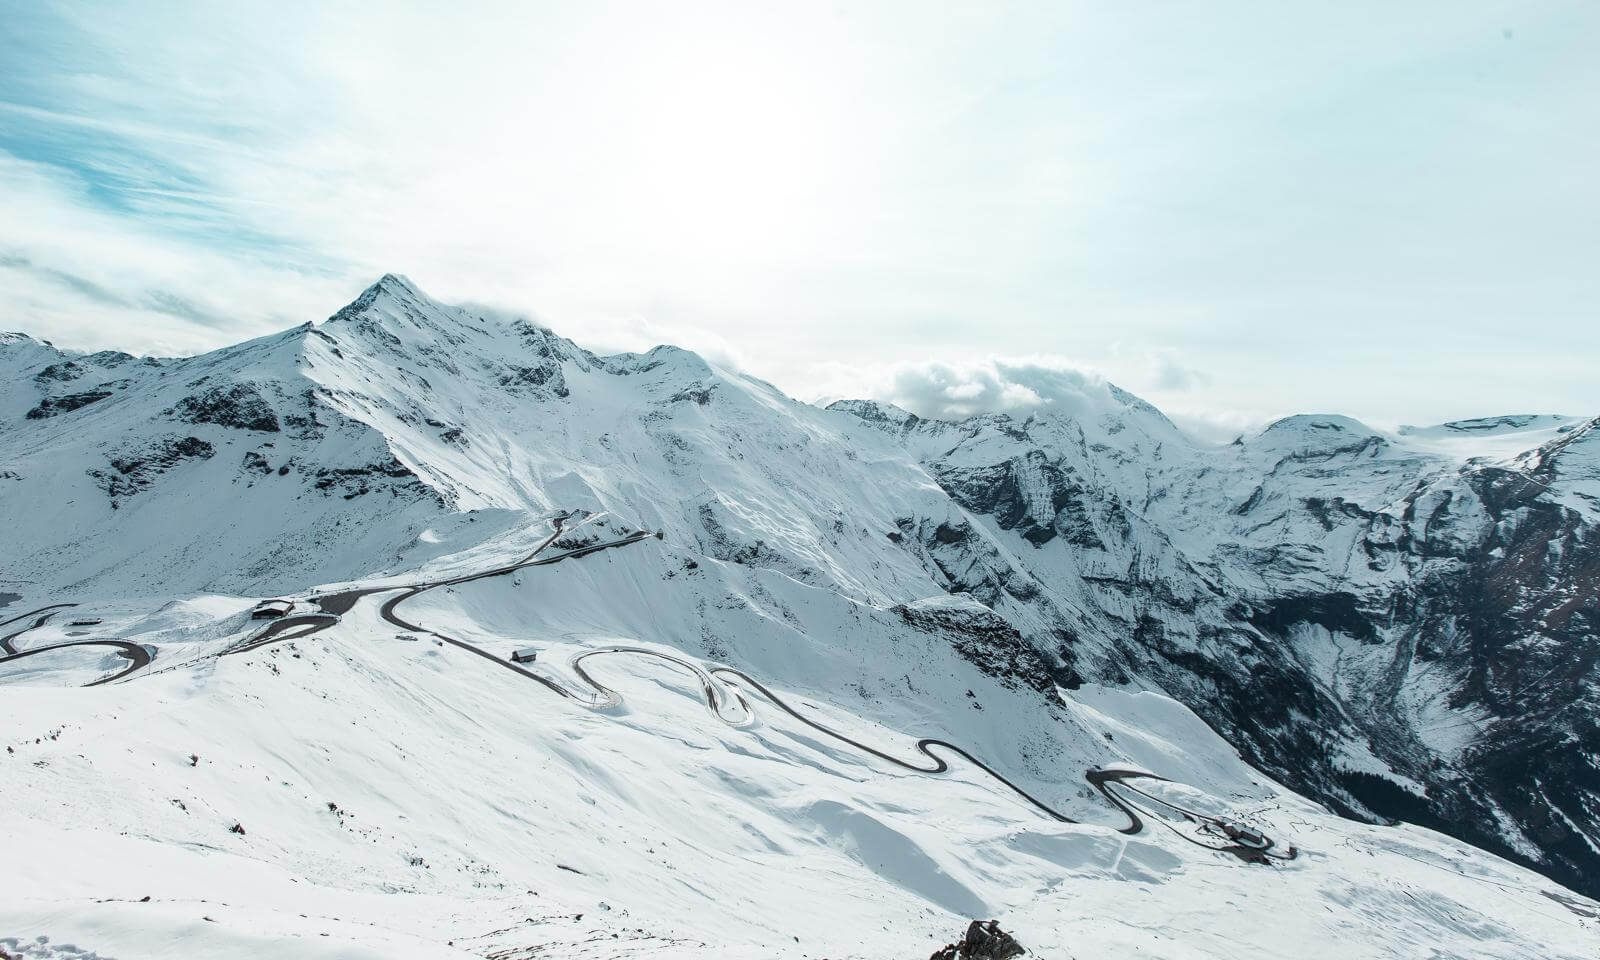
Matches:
[838,393,1600,902]
[2,278,1596,958]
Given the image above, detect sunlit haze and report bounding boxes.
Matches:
[2,2,1595,438]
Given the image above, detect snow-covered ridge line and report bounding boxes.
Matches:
[2,275,1598,958]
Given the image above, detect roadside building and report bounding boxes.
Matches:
[251,599,294,620]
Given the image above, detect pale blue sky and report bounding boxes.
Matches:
[2,1,1594,435]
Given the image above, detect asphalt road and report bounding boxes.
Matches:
[1087,768,1298,863]
[0,603,78,630]
[0,603,79,656]
[0,601,153,686]
[0,637,152,686]
[707,663,1084,825]
[17,510,1295,861]
[221,511,655,666]
[315,511,583,618]
[571,646,755,726]
[223,613,341,656]
[364,517,1295,859]
[373,529,660,697]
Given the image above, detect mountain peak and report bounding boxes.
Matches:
[5,274,1600,953]
[373,272,421,296]
[603,343,715,379]
[1258,413,1381,437]
[326,273,428,325]
[827,398,923,429]
[1,330,48,348]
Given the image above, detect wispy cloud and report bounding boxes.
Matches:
[1148,356,1209,393]
[0,253,130,307]
[0,2,1594,425]
[0,149,344,355]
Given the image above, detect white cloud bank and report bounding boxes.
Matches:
[808,354,1268,443]
[879,357,1109,422]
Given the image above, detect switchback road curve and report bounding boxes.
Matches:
[1,603,79,656]
[23,511,1295,863]
[1088,769,1298,862]
[366,517,1296,861]
[0,638,152,687]
[0,601,151,687]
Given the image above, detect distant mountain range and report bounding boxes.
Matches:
[3,275,1595,957]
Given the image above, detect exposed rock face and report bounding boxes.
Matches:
[307,454,431,501]
[669,381,714,405]
[498,362,568,398]
[88,435,216,502]
[893,596,1058,694]
[929,920,1027,960]
[828,397,922,431]
[844,402,1600,899]
[26,389,113,419]
[34,360,84,382]
[168,383,281,432]
[938,452,1108,549]
[500,318,578,398]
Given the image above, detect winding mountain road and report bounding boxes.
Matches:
[0,604,79,656]
[5,510,1297,861]
[223,613,341,656]
[0,601,151,686]
[363,515,1295,860]
[0,637,152,686]
[1088,769,1298,862]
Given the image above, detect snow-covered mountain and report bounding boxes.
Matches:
[2,276,1596,959]
[834,395,1600,904]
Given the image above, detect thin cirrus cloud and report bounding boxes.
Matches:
[0,2,1595,431]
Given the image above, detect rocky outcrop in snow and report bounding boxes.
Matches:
[167,383,281,432]
[929,920,1028,959]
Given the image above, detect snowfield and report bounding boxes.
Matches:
[2,278,1597,958]
[3,539,1593,958]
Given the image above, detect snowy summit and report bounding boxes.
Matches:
[1,277,1597,959]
